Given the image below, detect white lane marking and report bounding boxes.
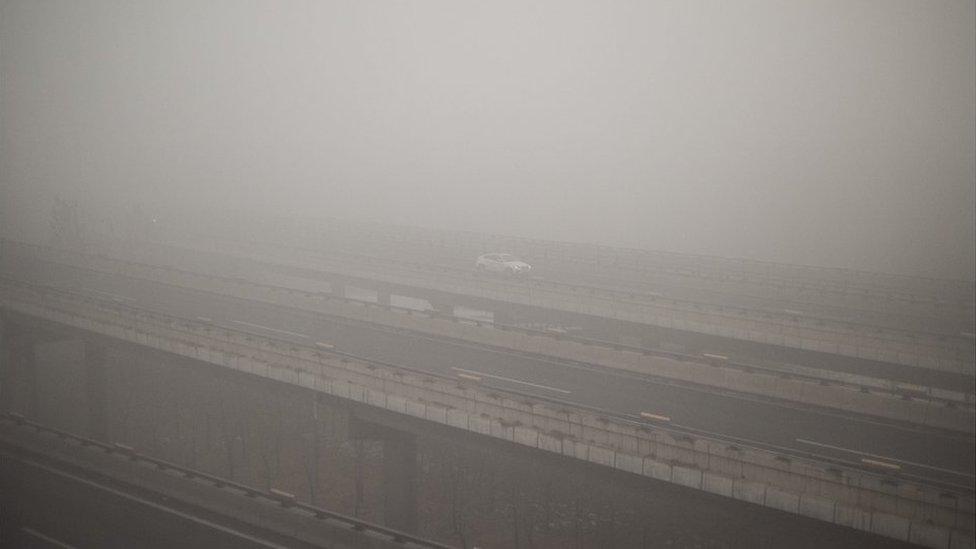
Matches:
[647,422,965,486]
[231,320,309,339]
[702,353,729,361]
[795,438,974,478]
[861,458,901,471]
[457,373,482,382]
[399,327,971,442]
[21,456,293,549]
[21,527,76,549]
[315,341,335,349]
[83,287,135,302]
[197,316,213,322]
[451,367,571,394]
[640,412,671,422]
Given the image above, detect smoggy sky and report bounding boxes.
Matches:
[2,0,974,279]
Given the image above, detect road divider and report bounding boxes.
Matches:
[450,367,571,394]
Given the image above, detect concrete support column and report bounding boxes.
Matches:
[0,319,37,417]
[382,434,418,533]
[348,414,419,533]
[84,340,108,441]
[0,314,12,414]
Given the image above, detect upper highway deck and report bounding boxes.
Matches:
[142,220,976,376]
[194,213,975,322]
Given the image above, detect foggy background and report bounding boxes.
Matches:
[2,0,973,280]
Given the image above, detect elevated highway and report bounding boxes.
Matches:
[189,213,975,329]
[4,239,972,432]
[289,222,975,336]
[1,267,973,547]
[139,227,976,376]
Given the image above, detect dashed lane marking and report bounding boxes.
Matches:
[795,438,973,477]
[231,320,309,339]
[861,458,901,471]
[451,367,571,394]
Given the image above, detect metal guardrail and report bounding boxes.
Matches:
[2,276,972,495]
[0,412,453,549]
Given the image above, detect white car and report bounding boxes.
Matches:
[475,253,532,276]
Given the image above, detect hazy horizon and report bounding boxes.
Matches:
[2,0,974,280]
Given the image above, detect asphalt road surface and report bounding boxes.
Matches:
[7,258,973,491]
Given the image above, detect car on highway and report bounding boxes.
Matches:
[475,253,532,276]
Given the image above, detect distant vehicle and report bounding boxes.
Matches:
[476,253,532,276]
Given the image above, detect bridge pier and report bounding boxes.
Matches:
[84,340,108,440]
[0,313,12,413]
[382,433,418,533]
[348,414,418,533]
[0,316,37,417]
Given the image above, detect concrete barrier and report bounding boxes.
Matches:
[2,282,972,549]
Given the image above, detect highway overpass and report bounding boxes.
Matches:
[1,250,973,547]
[150,216,976,376]
[3,239,973,434]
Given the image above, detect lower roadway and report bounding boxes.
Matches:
[7,259,974,491]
